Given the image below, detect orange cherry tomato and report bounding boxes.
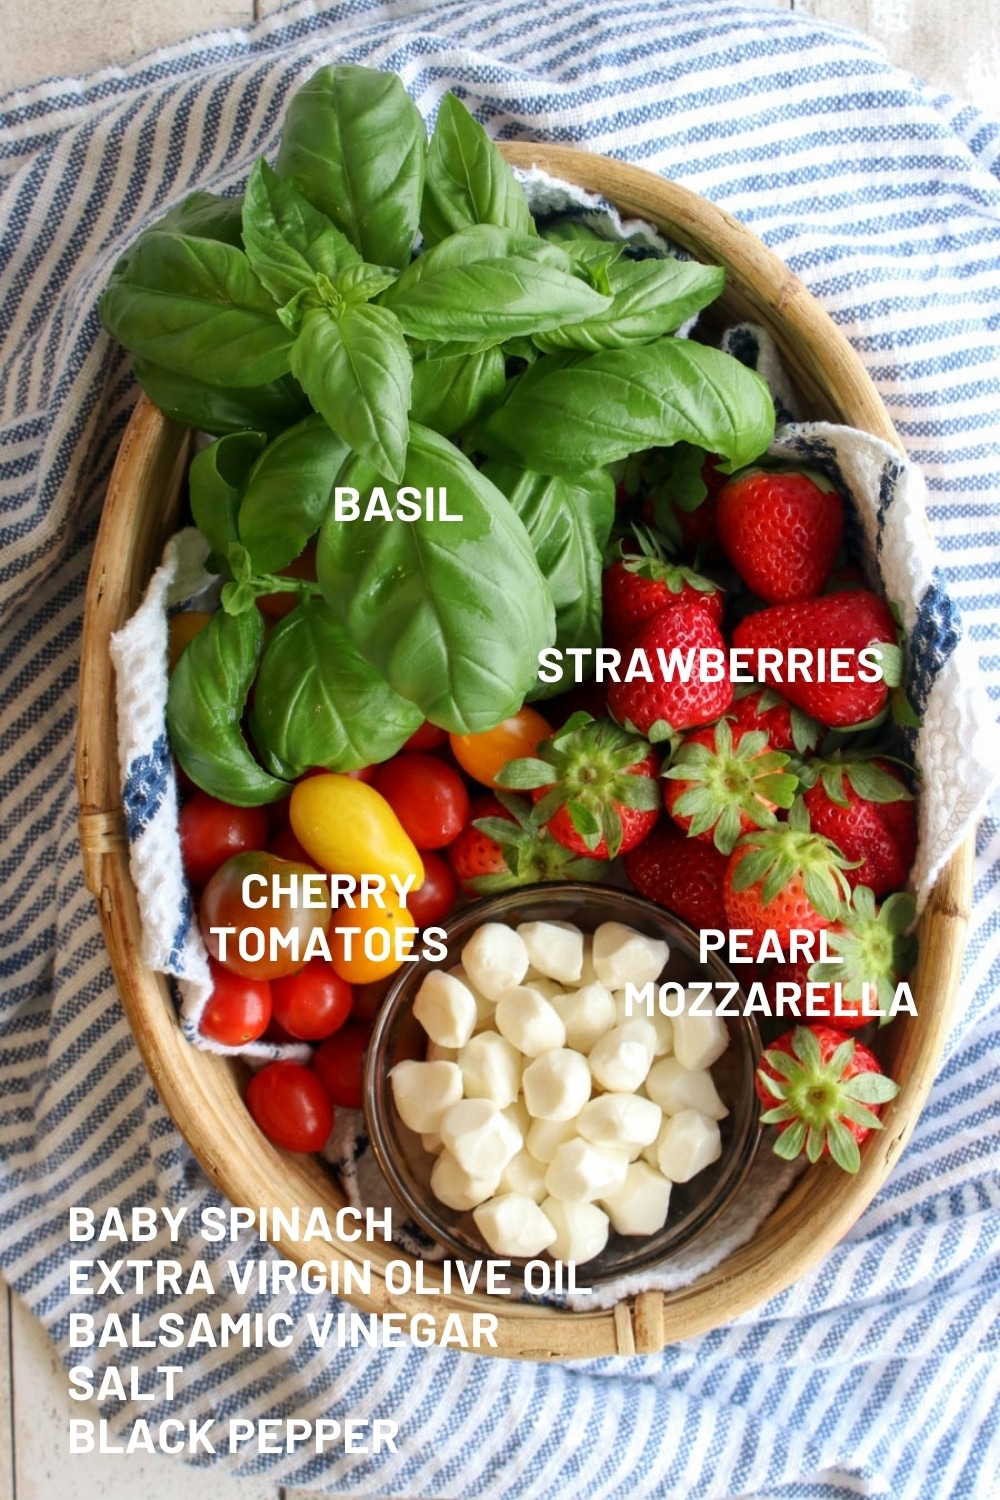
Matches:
[168,610,213,672]
[449,706,552,789]
[327,892,417,985]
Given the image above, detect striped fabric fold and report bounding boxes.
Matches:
[2,2,999,1496]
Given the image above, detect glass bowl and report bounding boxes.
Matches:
[363,883,762,1286]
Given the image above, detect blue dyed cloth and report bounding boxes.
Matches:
[2,2,999,1496]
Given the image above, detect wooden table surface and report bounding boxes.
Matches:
[1,1,997,1497]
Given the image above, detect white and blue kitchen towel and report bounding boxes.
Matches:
[2,2,1000,1497]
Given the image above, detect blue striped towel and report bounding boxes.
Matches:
[2,2,999,1496]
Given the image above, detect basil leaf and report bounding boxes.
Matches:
[335,263,398,304]
[100,231,293,387]
[242,159,360,305]
[410,346,506,436]
[533,257,725,352]
[189,431,268,563]
[275,63,425,269]
[166,608,288,805]
[477,340,775,476]
[130,357,309,437]
[421,92,534,247]
[290,303,412,483]
[250,600,424,777]
[484,462,614,696]
[238,413,349,573]
[317,423,555,733]
[380,225,611,343]
[153,190,245,247]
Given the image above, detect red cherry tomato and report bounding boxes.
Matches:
[268,822,311,864]
[313,1022,369,1109]
[270,957,354,1041]
[179,793,270,887]
[199,851,331,979]
[246,1061,334,1152]
[198,960,272,1046]
[403,721,448,751]
[450,706,552,788]
[372,753,470,850]
[404,851,457,927]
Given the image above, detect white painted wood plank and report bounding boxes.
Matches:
[795,0,1000,111]
[9,1289,277,1500]
[0,1285,14,1500]
[0,0,256,95]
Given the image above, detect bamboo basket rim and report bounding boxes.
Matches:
[75,146,973,1361]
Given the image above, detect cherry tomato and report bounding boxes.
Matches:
[199,851,331,979]
[198,960,272,1046]
[450,706,552,788]
[270,957,353,1041]
[179,793,271,887]
[268,822,310,864]
[290,774,424,887]
[351,980,389,1027]
[246,1061,334,1152]
[257,545,317,619]
[328,893,417,984]
[372,753,470,850]
[313,1022,369,1109]
[403,721,448,751]
[404,851,457,927]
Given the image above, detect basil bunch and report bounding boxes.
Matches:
[100,64,776,804]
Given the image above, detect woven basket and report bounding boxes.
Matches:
[76,147,973,1359]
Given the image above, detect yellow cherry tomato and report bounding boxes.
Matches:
[289,774,424,889]
[328,892,416,984]
[450,706,553,788]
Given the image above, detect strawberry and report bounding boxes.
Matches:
[717,466,844,603]
[730,590,901,728]
[728,683,821,755]
[638,446,727,560]
[602,533,723,646]
[755,1024,900,1173]
[623,823,729,931]
[662,717,798,854]
[496,712,660,861]
[799,755,917,898]
[766,886,917,1029]
[723,798,855,945]
[607,601,733,743]
[448,792,605,893]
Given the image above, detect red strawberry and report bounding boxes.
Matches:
[641,448,727,560]
[731,590,900,728]
[623,824,729,931]
[728,684,821,755]
[496,713,660,861]
[723,799,855,945]
[766,886,917,1029]
[448,793,605,893]
[607,602,733,742]
[717,466,844,603]
[755,1024,900,1173]
[448,794,513,890]
[662,717,798,854]
[800,757,917,898]
[602,538,723,646]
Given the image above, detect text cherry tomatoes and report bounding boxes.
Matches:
[246,1061,334,1152]
[450,706,552,788]
[313,1022,369,1110]
[270,957,353,1041]
[199,851,331,979]
[404,851,457,927]
[372,753,470,849]
[198,960,272,1046]
[179,793,270,886]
